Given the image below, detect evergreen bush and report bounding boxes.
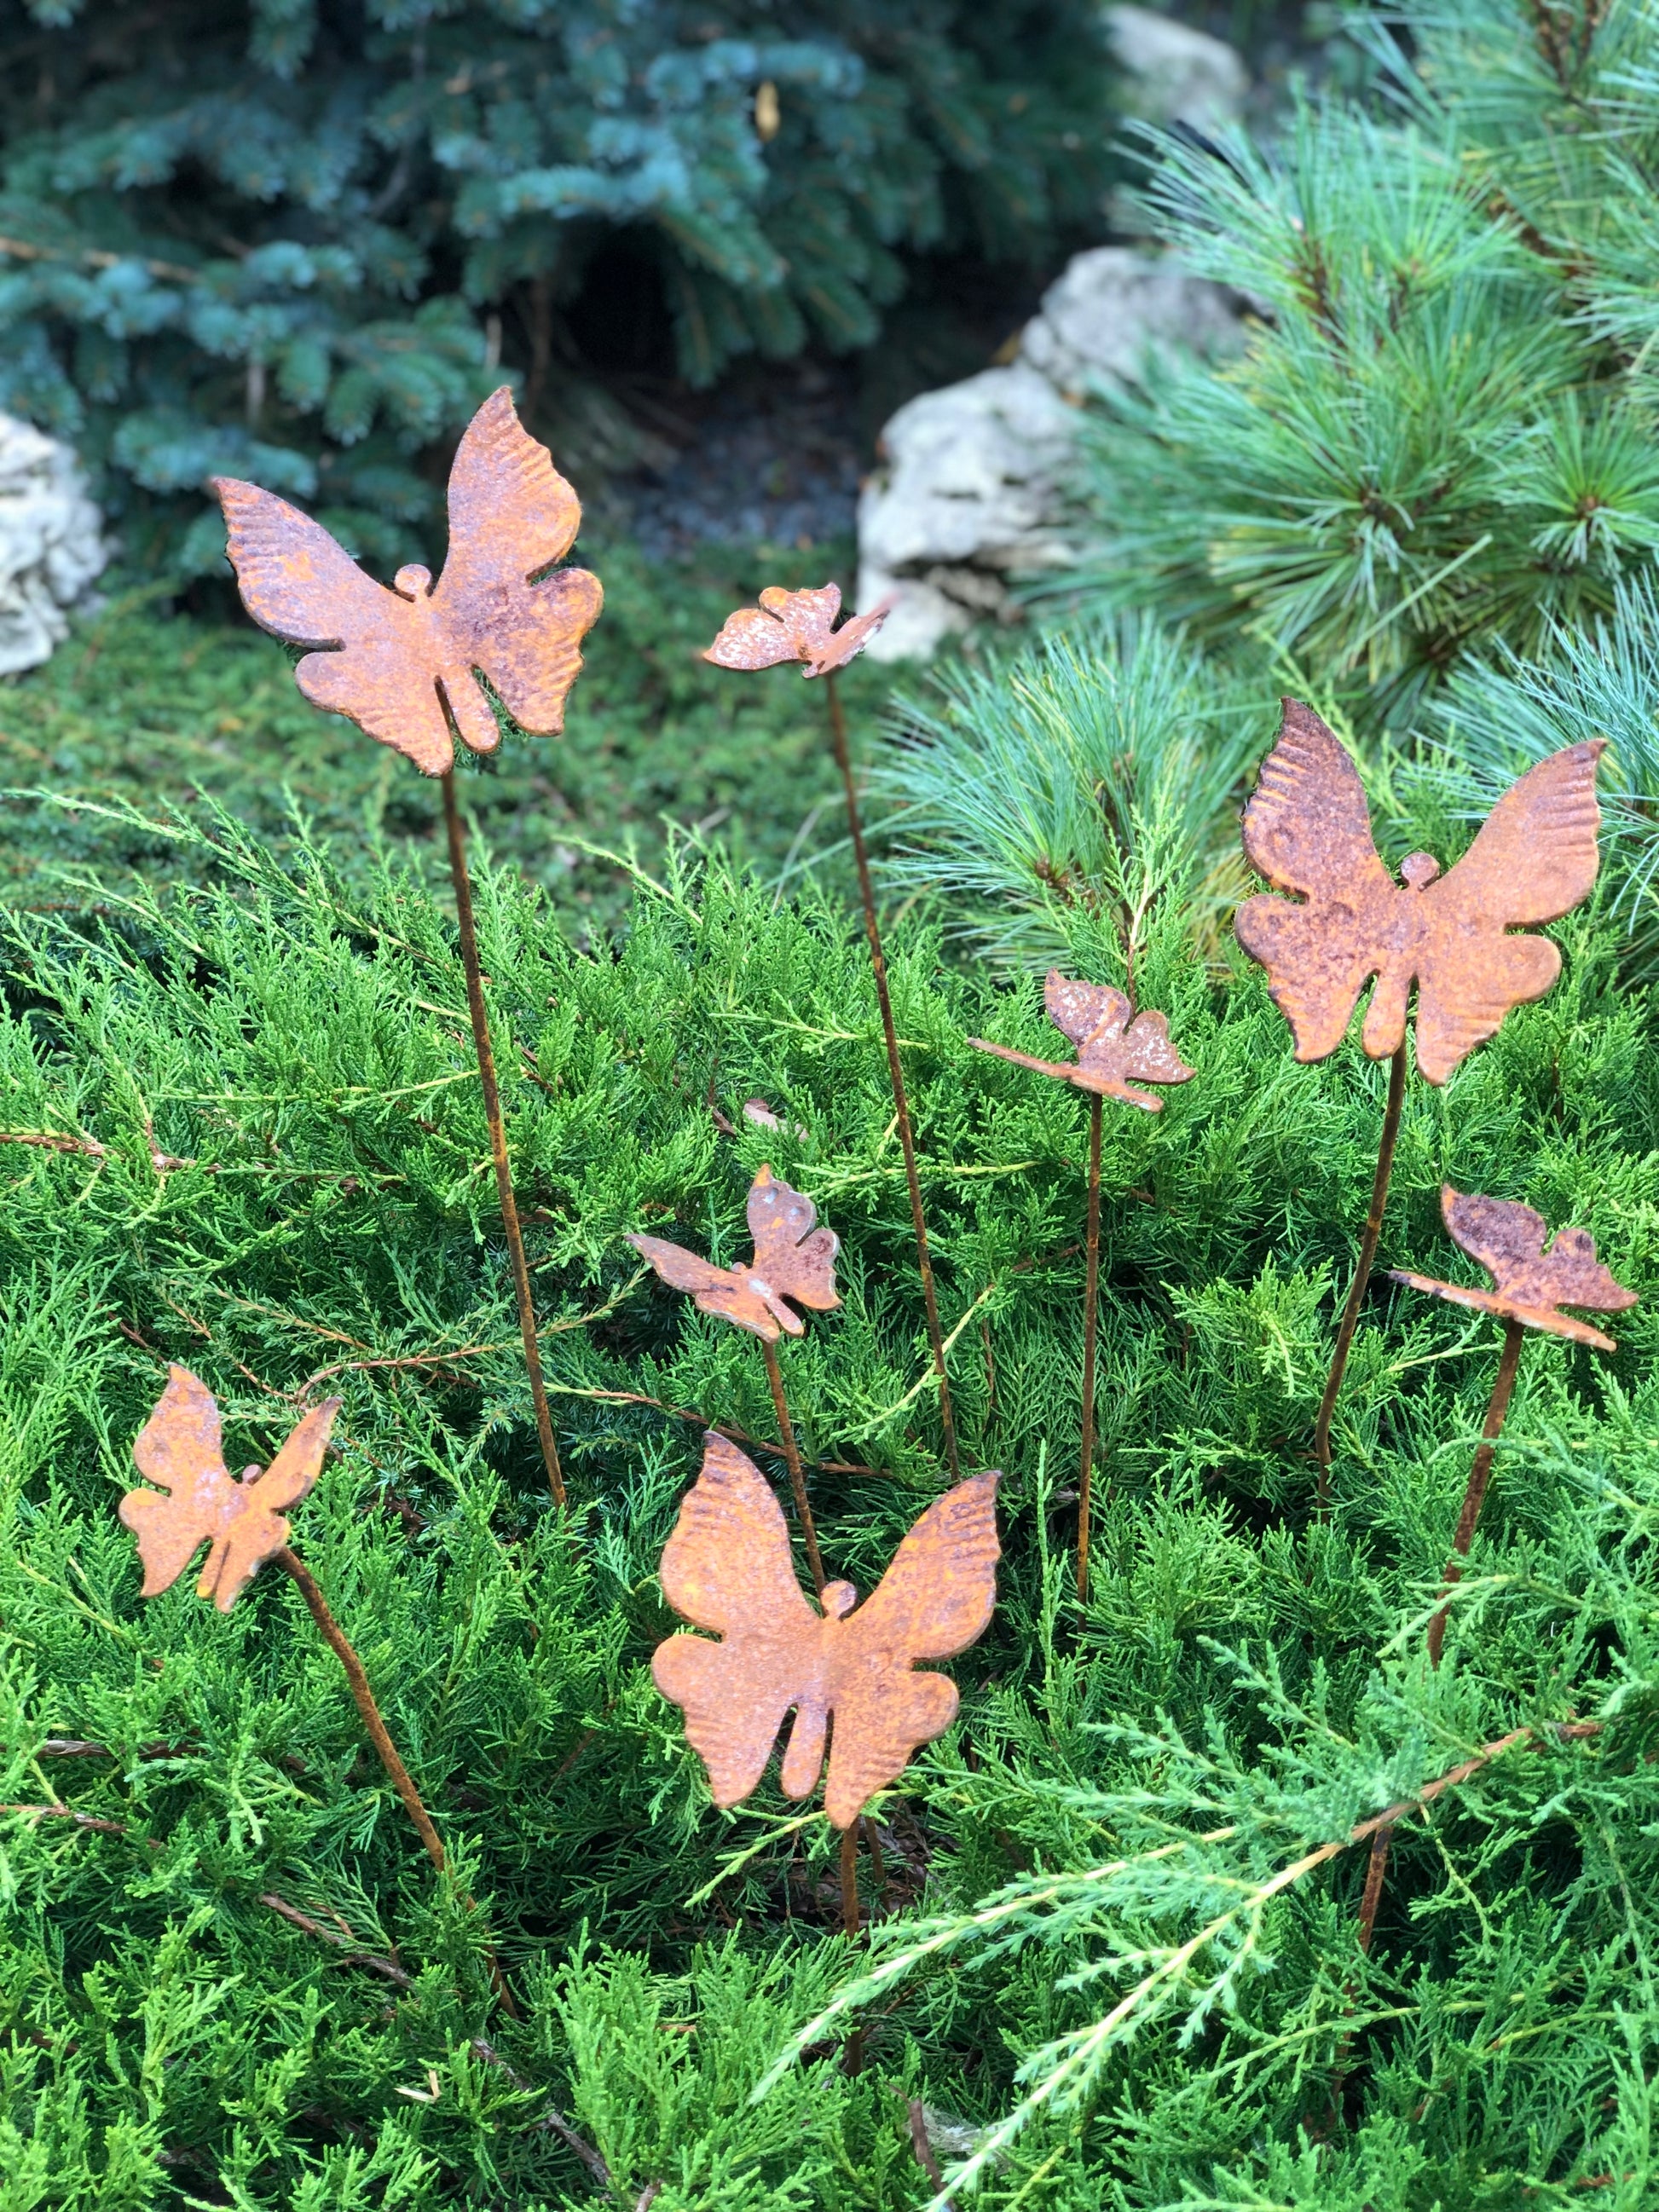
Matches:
[0,0,1113,569]
[1067,0,1659,731]
[4,718,1658,2200]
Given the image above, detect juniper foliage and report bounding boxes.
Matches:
[4,732,1659,2203]
[1067,0,1659,731]
[0,0,1113,568]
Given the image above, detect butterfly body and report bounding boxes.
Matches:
[214,387,603,777]
[654,1435,999,1828]
[119,1367,341,1612]
[1234,702,1603,1084]
[970,972,1194,1112]
[704,583,893,679]
[1390,1185,1637,1351]
[628,1165,839,1343]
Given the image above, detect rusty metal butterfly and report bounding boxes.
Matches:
[653,1432,1000,1829]
[119,1367,341,1612]
[1235,702,1604,1085]
[703,582,892,679]
[627,1165,840,1343]
[1390,1186,1637,1352]
[970,972,1195,1112]
[213,386,603,777]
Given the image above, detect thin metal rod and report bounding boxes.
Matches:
[862,1815,890,1915]
[441,771,566,1508]
[1356,1823,1392,1954]
[1078,1093,1103,1603]
[1426,1318,1526,1667]
[1314,1043,1408,1506]
[839,1822,865,2075]
[274,1546,446,1870]
[824,670,960,1481]
[760,1337,826,1597]
[275,1544,519,2017]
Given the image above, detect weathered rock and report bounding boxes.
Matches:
[0,413,107,676]
[858,248,1244,659]
[1106,6,1249,135]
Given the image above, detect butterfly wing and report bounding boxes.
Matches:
[802,597,893,678]
[1119,1010,1196,1089]
[1044,973,1129,1054]
[704,605,801,672]
[430,387,603,742]
[1234,702,1398,1063]
[213,478,454,776]
[1413,742,1604,1084]
[1443,1185,1635,1320]
[823,1474,1000,1828]
[653,1433,823,1808]
[627,1233,782,1339]
[748,1166,841,1320]
[120,1366,238,1598]
[202,1396,342,1614]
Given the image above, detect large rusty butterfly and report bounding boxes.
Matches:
[704,583,892,679]
[1235,702,1604,1084]
[970,972,1194,1112]
[627,1165,840,1343]
[119,1367,341,1613]
[654,1433,1000,1829]
[1390,1186,1637,1352]
[213,387,603,777]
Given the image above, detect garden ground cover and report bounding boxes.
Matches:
[4,629,1659,2203]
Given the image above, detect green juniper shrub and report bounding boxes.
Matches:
[1065,0,1659,733]
[0,0,1115,571]
[3,731,1659,2203]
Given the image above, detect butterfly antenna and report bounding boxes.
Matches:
[441,771,568,1510]
[824,670,962,1482]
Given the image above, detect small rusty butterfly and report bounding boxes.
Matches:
[970,972,1194,1113]
[704,582,892,680]
[214,387,603,777]
[1391,1187,1637,1352]
[628,1164,839,1343]
[1235,702,1604,1085]
[654,1432,1000,1829]
[120,1367,341,1612]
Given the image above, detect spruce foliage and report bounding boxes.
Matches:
[0,0,1113,568]
[5,711,1659,2199]
[1068,0,1659,731]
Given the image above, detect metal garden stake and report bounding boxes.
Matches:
[702,585,963,1481]
[119,1366,448,1869]
[968,971,1194,1598]
[628,1164,841,1591]
[653,1428,999,2061]
[213,386,604,1509]
[1234,701,1604,1504]
[1391,1186,1636,1666]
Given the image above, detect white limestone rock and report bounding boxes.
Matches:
[858,249,1244,660]
[1106,5,1249,135]
[0,413,107,676]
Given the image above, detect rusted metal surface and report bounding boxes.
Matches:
[1390,1185,1637,1352]
[120,1367,340,1612]
[969,972,1194,1112]
[628,1164,840,1343]
[1235,702,1604,1085]
[653,1432,1000,1829]
[214,386,603,778]
[703,582,892,679]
